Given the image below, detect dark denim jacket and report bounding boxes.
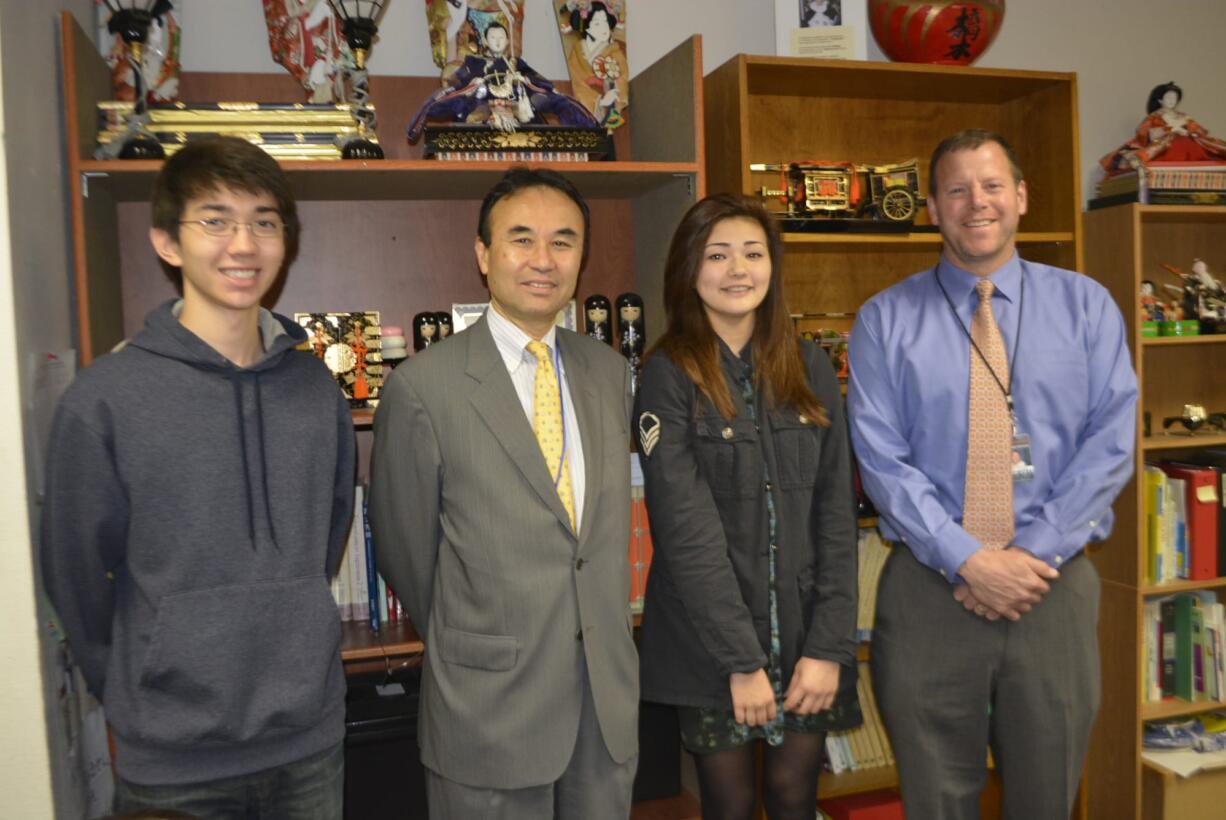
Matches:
[634,339,859,709]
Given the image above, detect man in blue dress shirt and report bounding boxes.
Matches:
[848,129,1137,818]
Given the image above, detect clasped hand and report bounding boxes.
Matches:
[731,658,840,727]
[954,546,1059,622]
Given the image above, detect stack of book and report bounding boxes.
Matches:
[1092,163,1226,208]
[96,101,380,160]
[331,485,404,632]
[1143,456,1225,585]
[1144,591,1226,705]
[824,662,895,776]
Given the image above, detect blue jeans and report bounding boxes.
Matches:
[113,741,344,820]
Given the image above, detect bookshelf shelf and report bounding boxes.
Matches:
[1142,434,1226,452]
[340,620,423,664]
[817,765,898,800]
[77,158,702,204]
[628,791,701,820]
[1141,697,1226,722]
[1141,577,1226,596]
[1142,335,1226,347]
[781,230,1073,247]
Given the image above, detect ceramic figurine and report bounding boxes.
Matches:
[615,292,644,392]
[425,0,525,77]
[1101,82,1226,174]
[407,19,597,141]
[414,311,439,351]
[435,311,454,340]
[584,294,613,345]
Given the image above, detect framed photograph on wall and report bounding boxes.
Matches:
[774,0,869,60]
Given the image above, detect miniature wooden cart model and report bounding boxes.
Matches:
[750,158,927,226]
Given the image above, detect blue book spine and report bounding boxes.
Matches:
[363,492,380,633]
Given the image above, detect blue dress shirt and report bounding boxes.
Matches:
[848,254,1138,583]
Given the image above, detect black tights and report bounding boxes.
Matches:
[692,732,826,820]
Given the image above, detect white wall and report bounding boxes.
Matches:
[949,0,1226,213]
[0,2,97,818]
[179,1,1225,209]
[178,0,772,83]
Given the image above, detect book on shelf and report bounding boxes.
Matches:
[1145,465,1170,583]
[1174,450,1226,584]
[1143,460,1226,584]
[328,484,408,633]
[824,662,894,775]
[1159,463,1220,580]
[859,664,895,768]
[335,525,353,621]
[362,490,380,633]
[1145,599,1163,702]
[347,485,369,625]
[1151,591,1226,704]
[856,531,890,640]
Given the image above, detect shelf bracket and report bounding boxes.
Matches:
[80,171,108,199]
[673,173,694,199]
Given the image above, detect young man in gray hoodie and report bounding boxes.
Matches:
[40,136,355,819]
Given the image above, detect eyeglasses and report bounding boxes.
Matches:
[179,217,285,240]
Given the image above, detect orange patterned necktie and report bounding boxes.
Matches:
[962,278,1014,550]
[527,340,576,530]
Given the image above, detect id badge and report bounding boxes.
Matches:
[1011,432,1035,482]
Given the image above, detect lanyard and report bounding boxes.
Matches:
[935,265,1025,418]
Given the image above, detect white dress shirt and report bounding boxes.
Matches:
[485,305,586,533]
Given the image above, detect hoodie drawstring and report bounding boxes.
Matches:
[253,379,280,550]
[231,372,280,551]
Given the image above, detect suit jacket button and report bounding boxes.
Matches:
[576,558,586,570]
[576,628,584,641]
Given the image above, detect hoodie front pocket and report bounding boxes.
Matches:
[137,575,342,746]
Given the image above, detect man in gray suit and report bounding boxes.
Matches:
[370,167,638,820]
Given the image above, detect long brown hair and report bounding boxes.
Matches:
[651,194,828,426]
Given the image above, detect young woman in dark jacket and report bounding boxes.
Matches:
[634,195,860,819]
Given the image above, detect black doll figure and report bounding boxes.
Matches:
[584,294,613,345]
[435,311,454,341]
[413,311,439,352]
[615,292,645,393]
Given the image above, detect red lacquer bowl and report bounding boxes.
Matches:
[869,1,1005,65]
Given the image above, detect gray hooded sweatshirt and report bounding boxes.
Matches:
[40,299,356,785]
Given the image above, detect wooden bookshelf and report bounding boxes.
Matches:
[704,52,1081,813]
[61,12,704,365]
[61,11,707,815]
[1084,202,1226,818]
[340,620,423,677]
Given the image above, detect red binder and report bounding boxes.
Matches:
[819,790,904,820]
[1161,463,1220,580]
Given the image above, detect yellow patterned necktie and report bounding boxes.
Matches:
[527,340,576,530]
[962,278,1014,550]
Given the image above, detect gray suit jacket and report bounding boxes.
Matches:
[369,315,638,789]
